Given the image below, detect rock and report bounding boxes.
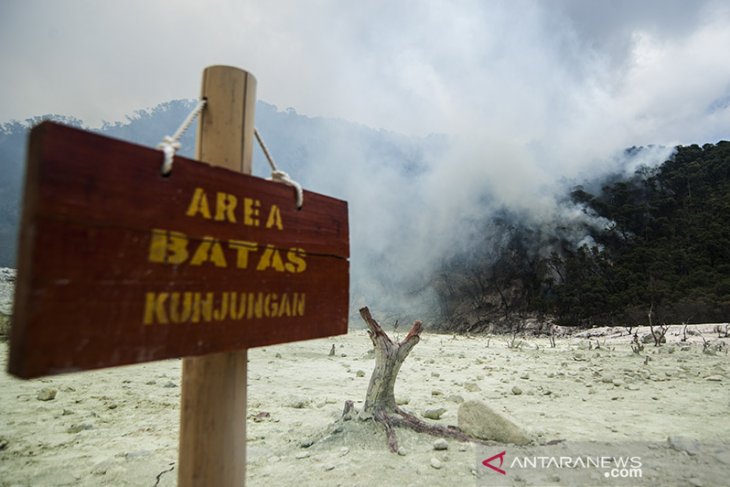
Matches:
[433,439,449,451]
[447,394,464,403]
[463,382,481,392]
[124,450,152,460]
[431,372,440,378]
[511,386,523,395]
[323,463,336,471]
[36,387,57,401]
[163,381,177,388]
[287,398,311,409]
[397,446,407,456]
[457,400,530,445]
[430,457,443,469]
[355,370,366,377]
[67,422,94,433]
[396,396,410,405]
[519,372,530,379]
[705,375,723,381]
[294,451,310,459]
[431,389,443,396]
[0,436,8,451]
[667,436,701,456]
[423,408,447,420]
[253,411,271,422]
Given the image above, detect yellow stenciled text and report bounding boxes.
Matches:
[143,291,306,325]
[185,187,284,230]
[148,229,306,272]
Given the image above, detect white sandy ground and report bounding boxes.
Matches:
[0,322,729,487]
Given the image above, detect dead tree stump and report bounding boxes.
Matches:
[354,306,478,452]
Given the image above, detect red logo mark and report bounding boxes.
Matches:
[482,451,507,475]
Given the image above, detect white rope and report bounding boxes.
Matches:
[158,98,207,175]
[254,128,304,209]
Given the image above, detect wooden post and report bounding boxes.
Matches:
[178,66,256,486]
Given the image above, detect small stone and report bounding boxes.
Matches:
[287,399,310,409]
[520,372,530,379]
[275,353,282,359]
[423,408,447,420]
[430,457,443,469]
[253,411,271,422]
[396,397,410,405]
[323,463,335,471]
[67,422,94,434]
[397,446,407,456]
[447,394,464,403]
[433,439,449,450]
[163,381,177,388]
[0,437,8,451]
[667,436,701,456]
[612,379,624,387]
[705,375,723,381]
[431,372,440,378]
[511,386,523,395]
[294,451,310,459]
[36,387,57,401]
[431,389,443,396]
[355,370,366,377]
[124,450,152,460]
[339,447,350,457]
[464,382,481,392]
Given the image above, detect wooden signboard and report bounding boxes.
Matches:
[9,121,349,379]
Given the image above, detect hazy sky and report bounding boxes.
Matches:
[1,0,729,143]
[3,0,730,316]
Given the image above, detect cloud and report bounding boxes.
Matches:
[2,0,730,318]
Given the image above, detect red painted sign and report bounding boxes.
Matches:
[9,122,349,378]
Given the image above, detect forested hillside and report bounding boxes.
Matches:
[1,102,728,328]
[435,142,730,329]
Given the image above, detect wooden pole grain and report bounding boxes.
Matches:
[178,65,256,486]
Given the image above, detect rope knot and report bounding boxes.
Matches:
[156,99,206,176]
[255,128,304,209]
[158,136,182,176]
[269,169,304,209]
